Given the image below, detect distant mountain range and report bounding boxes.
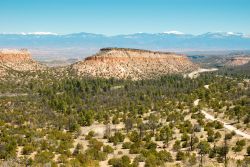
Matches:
[0,32,250,60]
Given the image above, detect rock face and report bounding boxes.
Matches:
[225,56,250,66]
[72,48,198,80]
[0,49,44,76]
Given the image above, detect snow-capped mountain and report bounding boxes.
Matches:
[0,32,250,60]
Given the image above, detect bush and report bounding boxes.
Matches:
[73,143,84,155]
[108,155,132,167]
[85,148,107,161]
[247,146,250,155]
[158,150,173,162]
[23,144,35,155]
[88,138,103,150]
[225,133,233,140]
[145,141,157,150]
[207,136,214,143]
[109,132,125,145]
[214,121,223,129]
[85,131,95,140]
[173,140,181,151]
[236,140,246,147]
[233,145,243,152]
[129,142,142,154]
[145,154,161,167]
[176,151,185,161]
[181,133,190,141]
[134,155,145,162]
[129,131,140,142]
[214,131,221,139]
[103,145,114,154]
[122,142,132,149]
[188,153,197,166]
[34,151,54,164]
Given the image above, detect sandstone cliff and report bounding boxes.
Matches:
[0,49,44,76]
[71,48,198,80]
[225,56,250,66]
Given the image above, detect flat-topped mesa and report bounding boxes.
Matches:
[0,49,44,75]
[99,47,174,55]
[72,48,199,80]
[0,49,32,63]
[86,48,184,61]
[225,56,250,66]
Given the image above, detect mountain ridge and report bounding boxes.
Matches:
[1,32,250,61]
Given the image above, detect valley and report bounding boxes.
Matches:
[0,48,249,167]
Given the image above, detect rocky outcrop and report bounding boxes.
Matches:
[0,49,44,76]
[72,48,198,80]
[225,56,250,66]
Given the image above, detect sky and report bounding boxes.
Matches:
[0,0,250,35]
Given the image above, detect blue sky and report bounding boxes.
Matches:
[0,0,250,35]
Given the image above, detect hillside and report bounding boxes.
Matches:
[0,49,44,76]
[225,56,250,66]
[71,48,198,80]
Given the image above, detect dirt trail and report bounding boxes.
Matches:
[0,93,28,98]
[194,98,250,140]
[188,68,218,79]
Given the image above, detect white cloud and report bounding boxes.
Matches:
[226,32,235,35]
[243,34,250,38]
[163,31,184,35]
[21,32,58,35]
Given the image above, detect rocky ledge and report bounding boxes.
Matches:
[0,49,44,76]
[72,48,199,80]
[225,56,250,66]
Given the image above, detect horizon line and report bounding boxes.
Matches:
[0,31,250,37]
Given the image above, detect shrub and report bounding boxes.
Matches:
[85,131,95,140]
[247,146,250,155]
[122,142,132,149]
[176,151,185,161]
[129,142,142,154]
[207,136,214,143]
[233,145,243,152]
[158,150,173,162]
[108,155,132,167]
[103,145,114,154]
[181,133,190,141]
[109,132,125,145]
[145,141,157,150]
[173,140,181,151]
[214,131,221,139]
[236,140,246,147]
[23,144,35,155]
[188,153,197,166]
[34,151,54,164]
[225,133,233,140]
[134,155,145,162]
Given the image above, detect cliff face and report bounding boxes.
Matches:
[0,49,44,76]
[72,48,198,80]
[225,56,250,66]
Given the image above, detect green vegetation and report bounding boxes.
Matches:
[0,68,249,166]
